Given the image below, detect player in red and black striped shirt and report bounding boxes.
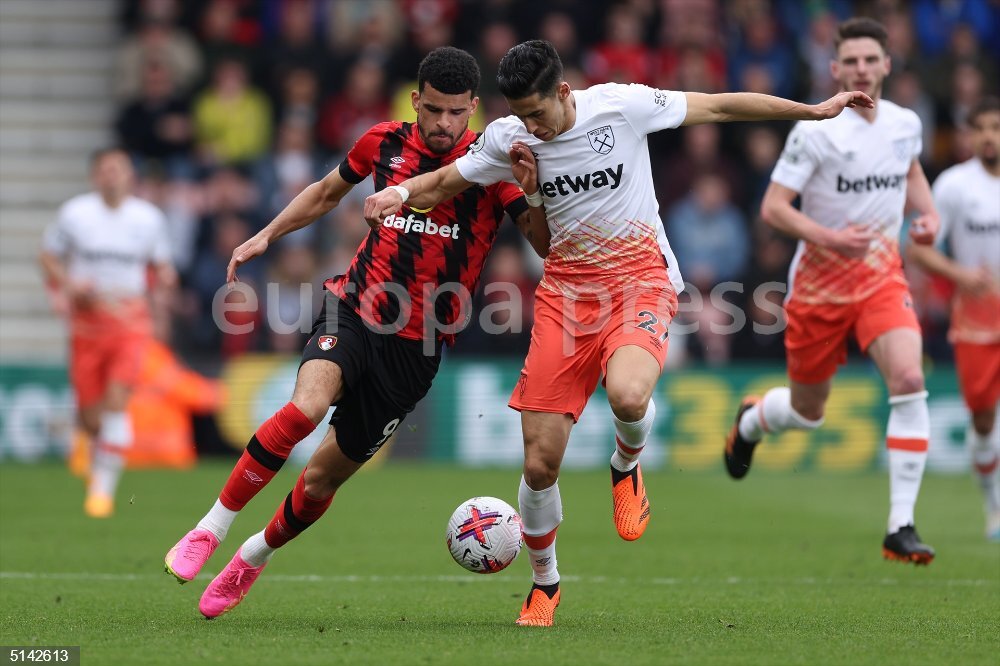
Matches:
[164,48,550,618]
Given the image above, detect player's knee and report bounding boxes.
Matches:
[607,382,651,423]
[522,457,559,490]
[888,369,925,397]
[972,409,996,437]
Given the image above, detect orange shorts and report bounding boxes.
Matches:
[509,285,678,421]
[954,341,1000,412]
[785,280,920,384]
[70,332,149,408]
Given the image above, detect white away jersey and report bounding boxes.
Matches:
[932,158,1000,343]
[44,192,171,298]
[455,83,688,298]
[772,100,922,304]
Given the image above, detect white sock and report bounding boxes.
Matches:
[240,530,276,567]
[89,411,132,498]
[886,392,930,533]
[196,500,240,542]
[518,476,562,586]
[970,426,1000,512]
[738,387,823,441]
[611,399,656,472]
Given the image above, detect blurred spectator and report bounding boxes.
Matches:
[885,68,935,164]
[740,124,783,212]
[198,0,262,76]
[666,173,750,291]
[255,120,323,234]
[946,61,985,130]
[799,10,839,103]
[913,0,999,57]
[115,17,203,100]
[115,58,194,177]
[327,0,404,86]
[264,0,327,97]
[193,58,272,167]
[317,58,390,155]
[540,12,584,70]
[583,4,654,85]
[728,12,796,98]
[264,242,321,353]
[656,123,743,209]
[922,22,999,110]
[135,171,201,274]
[274,67,320,131]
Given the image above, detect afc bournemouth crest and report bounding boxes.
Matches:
[587,125,615,154]
[318,335,337,351]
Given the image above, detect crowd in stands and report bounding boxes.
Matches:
[113,0,1000,367]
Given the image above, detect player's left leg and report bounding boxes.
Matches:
[954,340,1000,540]
[199,425,361,619]
[84,379,134,519]
[601,287,675,540]
[604,346,660,541]
[866,326,935,565]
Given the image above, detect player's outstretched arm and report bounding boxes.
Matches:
[509,141,550,258]
[227,168,354,284]
[363,163,472,228]
[682,90,873,126]
[903,160,939,246]
[761,181,874,259]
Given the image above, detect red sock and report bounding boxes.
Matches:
[264,469,334,548]
[218,402,316,511]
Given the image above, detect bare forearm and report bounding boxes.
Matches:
[907,243,963,283]
[686,92,817,124]
[516,207,550,258]
[260,180,339,243]
[905,164,935,217]
[39,252,67,287]
[761,197,831,246]
[401,167,467,211]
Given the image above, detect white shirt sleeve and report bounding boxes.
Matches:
[455,121,517,186]
[770,123,822,193]
[42,203,73,256]
[614,84,687,135]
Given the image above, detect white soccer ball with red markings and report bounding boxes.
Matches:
[446,497,522,574]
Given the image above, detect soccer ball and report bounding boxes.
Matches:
[446,497,522,574]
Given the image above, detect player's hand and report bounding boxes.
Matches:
[955,265,998,297]
[67,281,97,310]
[812,91,874,119]
[825,224,875,258]
[908,213,938,246]
[509,141,538,194]
[364,189,404,230]
[226,235,268,285]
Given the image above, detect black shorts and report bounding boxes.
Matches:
[300,293,442,463]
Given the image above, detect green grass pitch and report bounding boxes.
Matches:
[1,462,998,665]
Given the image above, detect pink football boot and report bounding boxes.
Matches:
[164,529,220,583]
[198,549,267,619]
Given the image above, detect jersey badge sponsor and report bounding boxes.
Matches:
[892,138,914,162]
[318,335,338,351]
[390,156,406,169]
[587,125,615,154]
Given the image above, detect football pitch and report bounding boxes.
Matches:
[1,462,997,665]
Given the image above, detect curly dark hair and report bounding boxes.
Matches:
[497,39,563,100]
[969,96,1000,126]
[417,46,481,97]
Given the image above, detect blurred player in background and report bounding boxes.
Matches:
[162,47,549,618]
[365,39,871,626]
[909,97,1000,541]
[724,18,941,563]
[39,148,175,518]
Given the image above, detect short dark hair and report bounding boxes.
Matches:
[417,46,480,97]
[969,96,1000,126]
[497,40,563,100]
[835,17,888,51]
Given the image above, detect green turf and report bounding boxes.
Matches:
[1,462,997,665]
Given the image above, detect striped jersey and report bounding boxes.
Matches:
[327,121,528,345]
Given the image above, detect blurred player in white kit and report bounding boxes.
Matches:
[40,148,175,518]
[909,96,1000,540]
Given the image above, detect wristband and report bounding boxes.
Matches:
[524,190,543,207]
[386,185,410,203]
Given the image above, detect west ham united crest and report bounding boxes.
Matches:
[587,125,615,154]
[318,335,337,351]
